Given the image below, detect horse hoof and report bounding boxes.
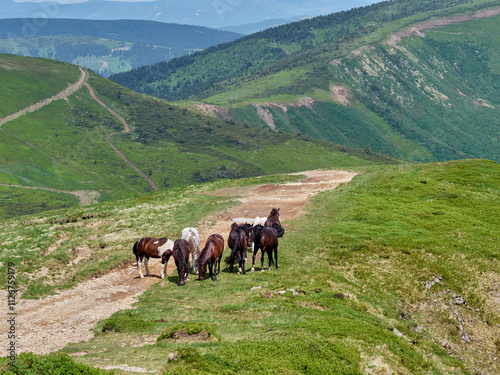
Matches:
[251,267,255,272]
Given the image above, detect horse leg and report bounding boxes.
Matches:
[161,259,167,279]
[193,245,200,275]
[144,257,152,276]
[274,247,278,270]
[137,255,144,278]
[268,248,272,270]
[209,260,214,281]
[238,251,244,274]
[250,246,259,272]
[261,249,265,272]
[217,256,222,275]
[212,259,218,282]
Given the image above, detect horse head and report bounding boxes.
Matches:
[178,266,188,286]
[197,258,207,280]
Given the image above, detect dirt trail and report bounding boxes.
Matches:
[83,82,159,192]
[0,169,356,355]
[0,67,86,127]
[387,8,500,46]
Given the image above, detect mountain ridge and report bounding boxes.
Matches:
[110,0,500,163]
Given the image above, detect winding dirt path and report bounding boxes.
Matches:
[0,68,86,127]
[0,65,158,195]
[387,8,500,47]
[0,169,356,355]
[83,82,159,192]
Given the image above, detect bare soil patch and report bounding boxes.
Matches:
[0,169,356,355]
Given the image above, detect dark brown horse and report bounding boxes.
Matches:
[226,223,249,274]
[197,234,225,282]
[162,239,190,286]
[264,208,285,237]
[248,225,279,272]
[133,237,174,279]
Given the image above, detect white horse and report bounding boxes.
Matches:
[253,216,266,226]
[181,227,201,274]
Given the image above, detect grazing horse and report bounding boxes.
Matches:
[181,227,201,274]
[133,237,174,279]
[248,225,279,272]
[226,223,249,274]
[162,239,190,286]
[264,208,285,237]
[197,234,225,282]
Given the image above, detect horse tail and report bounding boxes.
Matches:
[188,235,200,258]
[133,240,139,261]
[227,232,241,265]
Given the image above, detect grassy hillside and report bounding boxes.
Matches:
[0,19,242,77]
[1,159,498,374]
[111,0,500,163]
[0,54,393,220]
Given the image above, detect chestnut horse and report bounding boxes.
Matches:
[264,208,285,237]
[197,234,225,282]
[248,225,279,272]
[181,227,201,274]
[133,237,174,279]
[162,239,190,286]
[226,223,249,274]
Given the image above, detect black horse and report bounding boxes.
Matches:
[162,239,190,286]
[248,225,279,272]
[226,223,249,274]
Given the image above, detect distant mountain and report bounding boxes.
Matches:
[110,0,500,163]
[3,0,379,28]
[217,18,307,35]
[0,18,242,77]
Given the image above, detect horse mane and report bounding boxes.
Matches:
[174,241,189,272]
[272,223,285,237]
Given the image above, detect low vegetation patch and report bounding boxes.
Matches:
[157,323,219,343]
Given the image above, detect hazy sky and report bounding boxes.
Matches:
[12,0,157,3]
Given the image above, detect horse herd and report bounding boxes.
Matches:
[132,208,285,286]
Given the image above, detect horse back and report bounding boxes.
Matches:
[182,227,200,245]
[135,237,170,258]
[261,227,279,247]
[174,239,190,261]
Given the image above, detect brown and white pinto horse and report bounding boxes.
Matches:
[226,223,249,274]
[197,234,225,282]
[162,239,190,286]
[133,237,174,279]
[248,225,279,272]
[264,208,285,237]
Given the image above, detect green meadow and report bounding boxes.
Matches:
[1,159,498,374]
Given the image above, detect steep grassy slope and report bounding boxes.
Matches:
[0,54,80,117]
[0,19,242,77]
[0,54,392,219]
[111,0,500,163]
[1,159,498,374]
